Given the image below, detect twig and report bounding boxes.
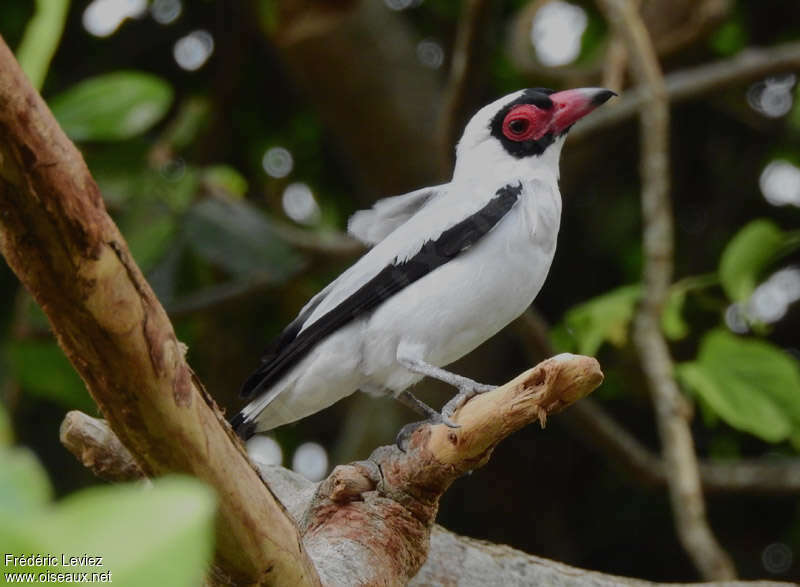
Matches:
[513,309,800,494]
[508,0,727,83]
[437,0,494,175]
[602,37,629,92]
[0,35,318,586]
[268,220,364,258]
[596,0,736,580]
[572,40,800,141]
[60,411,145,482]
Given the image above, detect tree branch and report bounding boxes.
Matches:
[595,0,736,580]
[60,405,793,587]
[0,35,318,586]
[571,40,800,141]
[512,309,800,495]
[63,356,605,584]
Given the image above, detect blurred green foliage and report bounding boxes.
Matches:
[50,71,174,141]
[678,330,800,445]
[0,403,216,585]
[15,0,69,89]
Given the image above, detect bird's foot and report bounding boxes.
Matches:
[395,410,460,452]
[441,382,497,421]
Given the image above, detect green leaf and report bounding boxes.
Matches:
[183,197,305,280]
[719,219,787,301]
[15,0,70,89]
[5,340,94,412]
[677,329,800,443]
[661,288,689,341]
[203,165,249,198]
[0,447,53,516]
[660,274,719,341]
[125,213,177,272]
[50,71,174,141]
[203,165,247,198]
[0,402,12,447]
[1,476,216,586]
[709,20,747,56]
[557,285,641,356]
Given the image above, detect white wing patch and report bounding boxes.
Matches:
[347,185,446,245]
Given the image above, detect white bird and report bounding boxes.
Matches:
[232,87,615,444]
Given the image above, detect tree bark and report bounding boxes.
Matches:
[61,412,792,587]
[0,34,318,586]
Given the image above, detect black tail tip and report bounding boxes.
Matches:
[230,411,256,441]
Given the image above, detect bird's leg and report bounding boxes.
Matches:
[395,389,441,420]
[393,390,451,452]
[397,356,496,422]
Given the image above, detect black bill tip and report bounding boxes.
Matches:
[591,89,617,106]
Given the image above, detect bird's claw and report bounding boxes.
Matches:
[395,410,462,451]
[440,412,460,429]
[441,383,497,421]
[395,420,424,452]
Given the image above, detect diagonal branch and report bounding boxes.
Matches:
[595,0,736,580]
[572,40,800,141]
[513,309,800,494]
[0,35,318,586]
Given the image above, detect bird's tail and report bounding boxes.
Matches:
[231,372,300,440]
[230,410,255,440]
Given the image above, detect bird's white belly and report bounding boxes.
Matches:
[361,197,559,392]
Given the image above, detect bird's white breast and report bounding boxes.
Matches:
[361,177,562,392]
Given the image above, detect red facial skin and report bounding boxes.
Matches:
[502,104,551,142]
[501,89,607,142]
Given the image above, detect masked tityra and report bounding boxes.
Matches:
[232,87,615,442]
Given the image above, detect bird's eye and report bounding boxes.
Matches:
[508,119,528,134]
[501,104,546,142]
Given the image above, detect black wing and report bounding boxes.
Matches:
[239,183,522,400]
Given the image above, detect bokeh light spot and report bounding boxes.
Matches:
[151,0,182,25]
[384,0,421,11]
[282,182,321,225]
[747,75,796,118]
[759,160,800,207]
[262,146,294,178]
[417,39,444,69]
[531,1,588,67]
[173,30,214,71]
[762,542,793,574]
[724,303,749,334]
[83,0,147,38]
[246,436,284,468]
[746,267,800,324]
[292,442,328,481]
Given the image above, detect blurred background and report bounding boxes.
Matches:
[1,0,800,583]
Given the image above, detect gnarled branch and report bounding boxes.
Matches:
[0,34,317,586]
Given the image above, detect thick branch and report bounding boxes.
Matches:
[596,0,735,580]
[63,356,604,584]
[61,411,792,587]
[0,35,317,586]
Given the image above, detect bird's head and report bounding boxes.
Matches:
[454,87,615,179]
